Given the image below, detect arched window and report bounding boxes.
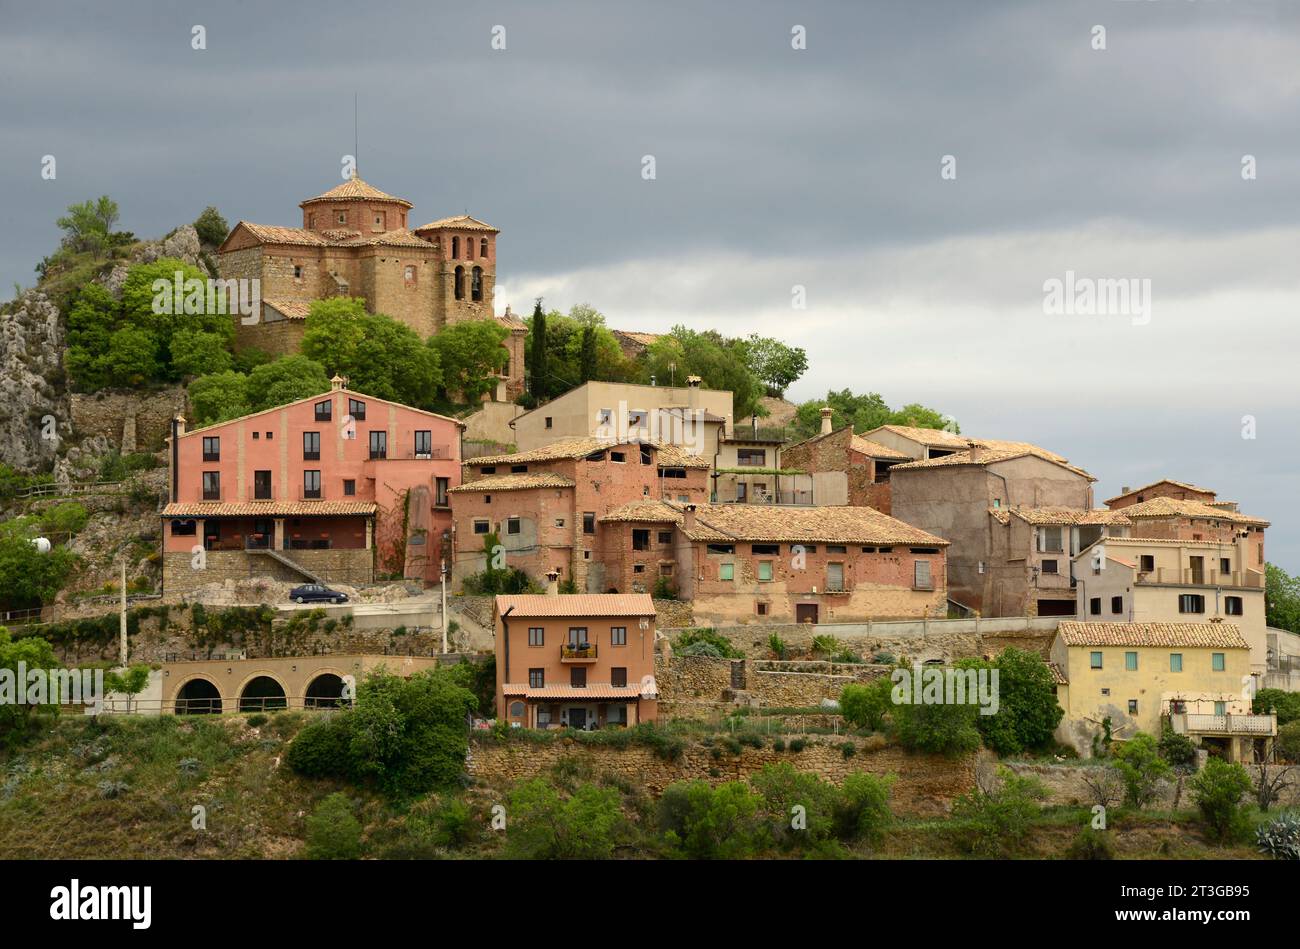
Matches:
[467,237,474,259]
[471,266,483,302]
[451,236,460,259]
[454,265,465,300]
[480,237,489,258]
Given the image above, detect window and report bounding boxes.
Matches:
[827,562,845,592]
[1220,557,1231,574]
[509,701,525,718]
[719,563,735,581]
[369,430,387,460]
[336,211,347,225]
[1225,596,1243,616]
[1041,559,1058,575]
[1127,699,1139,715]
[826,545,847,554]
[348,399,366,421]
[480,466,496,475]
[252,431,260,440]
[628,410,647,427]
[658,531,673,544]
[1140,555,1155,572]
[254,470,272,500]
[708,544,735,555]
[528,668,544,688]
[1090,651,1103,670]
[343,479,355,496]
[528,627,544,647]
[293,264,303,279]
[1170,653,1183,672]
[454,265,465,300]
[610,451,626,463]
[632,529,650,551]
[611,626,627,646]
[752,544,780,555]
[202,436,220,462]
[303,470,321,499]
[303,431,320,460]
[570,667,587,688]
[480,237,489,258]
[555,518,565,528]
[1125,651,1137,671]
[1214,701,1226,716]
[415,431,432,458]
[758,561,774,582]
[435,477,449,507]
[757,602,769,616]
[473,519,489,534]
[914,560,932,590]
[1212,652,1226,671]
[266,431,272,439]
[202,471,220,500]
[611,668,627,688]
[451,236,460,258]
[314,400,332,422]
[597,408,612,426]
[1111,595,1123,614]
[582,512,595,534]
[510,464,527,473]
[1038,526,1064,553]
[171,519,196,536]
[506,517,520,535]
[659,563,673,577]
[1089,597,1101,616]
[374,212,385,228]
[544,417,552,429]
[737,448,766,467]
[471,266,483,302]
[634,564,645,574]
[1178,594,1205,614]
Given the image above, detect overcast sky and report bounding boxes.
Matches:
[2,0,1297,569]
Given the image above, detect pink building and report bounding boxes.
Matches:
[161,377,464,595]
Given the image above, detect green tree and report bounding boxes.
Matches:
[957,648,1063,756]
[0,628,60,748]
[1275,721,1300,763]
[505,779,628,859]
[187,370,251,426]
[105,664,151,714]
[1189,757,1253,843]
[103,326,160,386]
[1112,732,1172,808]
[793,389,955,440]
[302,300,439,406]
[890,686,982,757]
[0,520,78,607]
[429,319,508,402]
[169,329,233,379]
[657,780,770,859]
[64,283,122,389]
[40,503,89,537]
[246,355,331,412]
[750,762,840,847]
[192,206,230,246]
[579,324,598,382]
[839,678,894,732]
[1266,563,1300,635]
[56,196,120,252]
[950,769,1046,856]
[642,327,766,420]
[305,792,363,859]
[745,334,808,398]
[528,299,548,397]
[834,772,896,844]
[1252,688,1300,726]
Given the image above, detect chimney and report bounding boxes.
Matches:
[681,503,697,535]
[330,374,347,391]
[1121,485,1131,495]
[545,569,560,596]
[819,406,833,435]
[168,415,186,503]
[967,440,982,463]
[686,375,702,411]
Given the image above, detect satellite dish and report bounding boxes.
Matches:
[30,537,52,554]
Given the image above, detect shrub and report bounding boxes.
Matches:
[751,763,840,846]
[652,576,678,600]
[40,502,89,537]
[958,648,1063,756]
[1158,723,1198,769]
[767,633,788,660]
[839,678,892,732]
[1066,826,1115,860]
[788,738,807,752]
[810,634,839,657]
[840,742,856,758]
[674,628,743,659]
[771,737,786,752]
[1189,757,1253,843]
[193,206,230,247]
[505,779,628,859]
[657,780,770,859]
[284,714,353,778]
[1257,811,1300,860]
[1276,721,1300,763]
[891,695,982,757]
[834,772,895,843]
[950,769,1046,856]
[245,713,268,728]
[304,793,362,860]
[1112,732,1172,808]
[1253,688,1300,726]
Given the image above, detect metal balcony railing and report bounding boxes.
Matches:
[1136,568,1263,588]
[560,644,598,661]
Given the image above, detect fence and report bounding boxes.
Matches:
[663,614,1061,641]
[14,480,125,499]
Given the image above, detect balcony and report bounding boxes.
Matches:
[364,446,455,461]
[1136,568,1263,588]
[1168,711,1277,737]
[560,644,598,663]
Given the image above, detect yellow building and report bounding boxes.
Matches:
[1051,620,1274,762]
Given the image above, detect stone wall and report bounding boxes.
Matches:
[162,549,373,597]
[655,654,888,710]
[69,386,188,454]
[467,733,977,817]
[653,598,693,628]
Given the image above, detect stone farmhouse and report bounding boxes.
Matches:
[216,173,527,400]
[161,377,463,593]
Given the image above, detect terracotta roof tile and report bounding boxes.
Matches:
[448,473,575,493]
[334,228,433,249]
[1118,497,1268,527]
[161,500,377,517]
[993,507,1131,526]
[1105,479,1217,504]
[598,500,683,524]
[300,176,412,207]
[466,436,709,469]
[415,214,498,232]
[894,448,1094,480]
[501,684,651,700]
[238,222,327,246]
[495,593,656,617]
[1047,661,1068,686]
[262,298,313,320]
[1057,621,1248,649]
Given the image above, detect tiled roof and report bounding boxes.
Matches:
[415,214,498,232]
[181,387,465,436]
[637,501,950,546]
[448,473,575,493]
[496,593,656,618]
[501,684,650,700]
[654,442,712,469]
[992,507,1131,527]
[262,298,313,320]
[1085,536,1231,548]
[1047,662,1068,686]
[300,176,413,207]
[598,500,683,524]
[1105,479,1217,504]
[849,435,912,460]
[865,424,970,449]
[611,330,662,348]
[161,500,378,517]
[496,308,528,330]
[894,448,1094,481]
[335,228,435,249]
[1118,497,1268,527]
[238,222,327,246]
[1057,621,1248,649]
[465,436,709,469]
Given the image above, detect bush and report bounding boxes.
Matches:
[674,628,743,659]
[304,793,362,860]
[1158,723,1198,769]
[657,780,770,859]
[1066,826,1115,860]
[751,763,840,847]
[1112,732,1171,808]
[811,634,839,657]
[958,648,1063,756]
[839,678,892,732]
[834,772,895,843]
[245,713,268,728]
[1276,721,1300,763]
[950,769,1046,856]
[505,779,628,859]
[192,206,230,246]
[652,576,677,600]
[891,696,982,757]
[1253,688,1300,726]
[788,738,807,752]
[1257,811,1300,860]
[40,502,89,537]
[767,633,788,660]
[1189,757,1253,844]
[771,737,786,752]
[284,714,352,778]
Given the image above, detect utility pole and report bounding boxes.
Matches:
[440,558,448,654]
[118,560,128,667]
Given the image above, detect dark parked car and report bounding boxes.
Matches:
[289,584,348,604]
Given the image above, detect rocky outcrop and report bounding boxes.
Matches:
[0,290,69,474]
[100,224,213,297]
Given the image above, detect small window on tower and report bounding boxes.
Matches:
[480,237,489,257]
[336,211,347,225]
[293,265,303,280]
[404,265,416,285]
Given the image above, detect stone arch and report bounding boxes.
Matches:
[237,673,288,712]
[454,265,465,300]
[471,266,483,302]
[304,671,349,709]
[173,676,222,715]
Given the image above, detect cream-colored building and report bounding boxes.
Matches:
[1051,620,1274,762]
[510,378,733,459]
[1073,536,1267,674]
